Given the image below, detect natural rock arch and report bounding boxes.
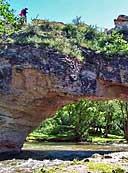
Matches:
[0,43,128,153]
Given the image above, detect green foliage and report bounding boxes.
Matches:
[5,15,128,59]
[96,31,128,55]
[84,25,97,40]
[87,162,124,173]
[63,24,78,39]
[116,101,128,141]
[14,21,84,60]
[31,100,128,142]
[34,161,124,173]
[0,0,20,35]
[79,26,128,55]
[1,4,128,59]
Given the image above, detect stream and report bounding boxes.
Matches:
[0,142,128,173]
[22,141,128,160]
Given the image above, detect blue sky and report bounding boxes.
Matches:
[9,0,128,29]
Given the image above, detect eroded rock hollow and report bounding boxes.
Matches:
[1,21,128,153]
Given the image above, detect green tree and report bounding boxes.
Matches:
[117,101,128,141]
[0,0,19,36]
[33,100,124,142]
[62,100,97,142]
[96,101,116,137]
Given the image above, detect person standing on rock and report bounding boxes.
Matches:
[19,8,28,23]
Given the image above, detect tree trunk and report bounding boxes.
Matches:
[104,112,112,138]
[124,120,128,142]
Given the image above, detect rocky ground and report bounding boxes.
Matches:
[0,151,128,173]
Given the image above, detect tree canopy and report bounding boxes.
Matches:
[31,100,128,142]
[0,0,19,35]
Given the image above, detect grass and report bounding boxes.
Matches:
[27,131,76,142]
[10,20,85,61]
[7,18,128,61]
[91,134,125,143]
[87,162,125,173]
[28,130,125,144]
[34,161,125,173]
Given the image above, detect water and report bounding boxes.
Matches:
[24,141,128,151]
[22,142,128,160]
[0,142,127,173]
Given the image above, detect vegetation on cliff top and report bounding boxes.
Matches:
[1,0,128,60]
[8,19,128,60]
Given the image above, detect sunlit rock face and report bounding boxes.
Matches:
[0,41,128,152]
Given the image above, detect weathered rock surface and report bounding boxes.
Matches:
[1,24,128,152]
[114,14,128,40]
[0,152,127,173]
[114,14,128,29]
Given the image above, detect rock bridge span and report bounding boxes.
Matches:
[0,44,128,153]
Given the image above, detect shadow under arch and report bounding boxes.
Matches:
[0,149,121,161]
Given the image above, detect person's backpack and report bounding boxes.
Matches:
[19,8,28,17]
[19,9,24,17]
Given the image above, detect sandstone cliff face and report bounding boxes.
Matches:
[0,21,128,153]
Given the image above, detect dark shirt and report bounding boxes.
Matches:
[20,9,28,17]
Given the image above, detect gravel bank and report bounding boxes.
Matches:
[0,151,128,173]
